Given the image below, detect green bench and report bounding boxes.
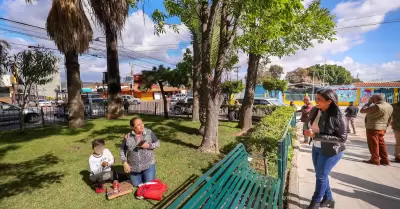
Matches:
[167,143,281,209]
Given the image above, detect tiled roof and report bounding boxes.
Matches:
[353,82,400,87]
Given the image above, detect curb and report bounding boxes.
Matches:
[287,131,301,209]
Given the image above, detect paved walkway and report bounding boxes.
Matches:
[297,114,400,209]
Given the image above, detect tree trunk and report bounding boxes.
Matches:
[199,1,229,153]
[199,97,221,153]
[198,1,215,134]
[159,81,169,119]
[192,31,201,122]
[239,53,261,132]
[65,52,85,128]
[106,28,123,119]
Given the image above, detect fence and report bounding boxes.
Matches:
[277,113,296,208]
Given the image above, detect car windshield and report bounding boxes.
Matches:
[268,99,285,106]
[38,100,46,102]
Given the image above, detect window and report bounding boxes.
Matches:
[259,100,271,105]
[1,103,18,110]
[0,87,10,98]
[253,99,261,105]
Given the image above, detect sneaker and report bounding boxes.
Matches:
[95,184,105,193]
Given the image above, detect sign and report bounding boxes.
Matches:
[0,75,11,87]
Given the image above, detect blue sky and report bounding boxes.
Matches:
[0,0,400,82]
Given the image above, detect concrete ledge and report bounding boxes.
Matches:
[287,136,301,209]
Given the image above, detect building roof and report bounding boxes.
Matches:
[353,82,400,88]
[121,83,182,93]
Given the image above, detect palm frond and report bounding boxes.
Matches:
[87,0,129,38]
[46,0,93,54]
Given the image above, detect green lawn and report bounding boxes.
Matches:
[0,115,240,209]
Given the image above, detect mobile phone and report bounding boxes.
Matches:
[137,141,146,147]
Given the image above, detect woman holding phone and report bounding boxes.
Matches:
[304,89,347,209]
[120,117,160,187]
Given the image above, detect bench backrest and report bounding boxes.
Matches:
[167,143,249,209]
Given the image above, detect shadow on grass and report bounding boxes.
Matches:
[0,145,20,160]
[79,165,129,191]
[0,122,95,144]
[0,153,64,200]
[152,174,199,209]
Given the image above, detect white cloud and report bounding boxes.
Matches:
[0,0,190,82]
[264,0,400,81]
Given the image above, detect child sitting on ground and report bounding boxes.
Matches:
[89,139,115,193]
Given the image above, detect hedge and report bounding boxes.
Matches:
[245,106,296,177]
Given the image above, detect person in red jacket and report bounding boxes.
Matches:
[297,96,313,143]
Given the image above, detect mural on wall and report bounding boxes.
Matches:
[336,88,358,103]
[360,88,374,104]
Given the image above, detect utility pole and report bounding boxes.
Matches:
[233,66,239,81]
[323,57,326,86]
[129,63,134,97]
[312,70,315,101]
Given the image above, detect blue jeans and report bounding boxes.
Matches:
[130,164,156,187]
[311,146,343,202]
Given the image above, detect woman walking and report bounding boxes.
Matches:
[304,89,347,209]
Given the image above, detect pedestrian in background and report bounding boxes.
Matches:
[391,100,400,163]
[345,101,359,134]
[297,96,313,144]
[360,94,393,166]
[304,89,346,209]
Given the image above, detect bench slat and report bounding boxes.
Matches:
[252,177,270,209]
[167,144,246,209]
[267,178,277,209]
[229,169,257,209]
[182,152,248,209]
[238,172,261,209]
[220,168,254,209]
[212,166,252,209]
[204,164,250,209]
[246,173,264,209]
[260,176,273,209]
[273,179,281,209]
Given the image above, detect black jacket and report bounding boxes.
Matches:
[309,107,347,157]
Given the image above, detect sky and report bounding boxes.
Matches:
[0,0,400,83]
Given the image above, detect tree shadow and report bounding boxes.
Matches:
[152,174,199,209]
[286,192,311,209]
[0,145,20,160]
[79,165,129,191]
[165,121,200,136]
[0,153,64,200]
[0,122,95,144]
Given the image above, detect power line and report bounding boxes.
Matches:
[336,18,400,30]
[0,17,45,30]
[338,13,388,22]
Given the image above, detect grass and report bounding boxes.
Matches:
[0,115,240,209]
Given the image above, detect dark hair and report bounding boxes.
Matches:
[130,116,142,127]
[92,139,105,149]
[316,89,340,115]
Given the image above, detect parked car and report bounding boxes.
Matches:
[38,100,52,107]
[121,95,141,105]
[0,102,41,123]
[172,97,193,115]
[236,98,287,106]
[81,93,107,116]
[171,93,186,101]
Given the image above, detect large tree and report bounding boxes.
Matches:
[0,40,10,77]
[87,0,130,119]
[10,48,58,131]
[140,65,171,119]
[46,0,93,128]
[152,1,202,122]
[269,65,284,78]
[237,0,336,132]
[308,64,353,85]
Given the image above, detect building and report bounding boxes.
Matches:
[0,74,12,103]
[37,61,61,99]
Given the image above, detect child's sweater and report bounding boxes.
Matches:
[89,148,114,176]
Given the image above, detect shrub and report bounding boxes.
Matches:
[246,106,296,176]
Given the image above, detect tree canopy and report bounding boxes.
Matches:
[308,64,354,85]
[263,77,288,93]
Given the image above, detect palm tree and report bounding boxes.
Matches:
[46,0,93,128]
[87,0,129,119]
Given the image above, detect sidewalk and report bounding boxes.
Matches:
[296,115,400,209]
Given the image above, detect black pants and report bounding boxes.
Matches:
[89,171,129,184]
